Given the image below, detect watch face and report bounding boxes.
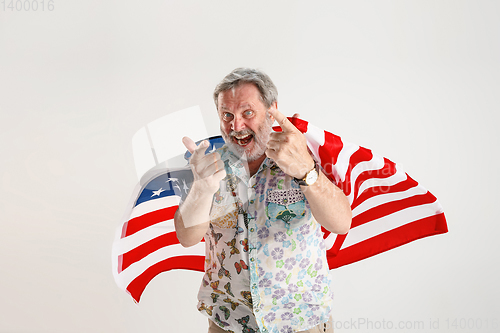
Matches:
[306,169,318,185]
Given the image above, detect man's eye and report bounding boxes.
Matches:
[223,113,233,120]
[244,111,253,117]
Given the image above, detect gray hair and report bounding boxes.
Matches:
[213,68,278,109]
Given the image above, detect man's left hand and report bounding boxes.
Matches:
[265,109,315,179]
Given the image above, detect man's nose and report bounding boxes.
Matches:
[231,116,246,132]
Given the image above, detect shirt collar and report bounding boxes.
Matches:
[220,145,277,180]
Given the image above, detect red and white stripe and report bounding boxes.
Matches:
[112,190,204,303]
[286,118,447,269]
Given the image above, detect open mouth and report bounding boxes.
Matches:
[232,134,254,147]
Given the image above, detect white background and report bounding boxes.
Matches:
[1,1,499,332]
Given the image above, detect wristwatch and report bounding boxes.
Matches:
[294,160,319,186]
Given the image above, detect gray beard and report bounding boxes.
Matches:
[221,117,274,162]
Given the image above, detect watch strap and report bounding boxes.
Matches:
[294,160,318,186]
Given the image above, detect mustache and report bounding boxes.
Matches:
[228,129,255,138]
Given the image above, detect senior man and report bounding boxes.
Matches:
[174,68,351,333]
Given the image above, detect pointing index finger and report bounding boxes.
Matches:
[182,137,197,153]
[271,109,297,133]
[182,137,209,161]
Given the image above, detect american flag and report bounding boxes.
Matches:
[284,117,448,269]
[112,118,447,303]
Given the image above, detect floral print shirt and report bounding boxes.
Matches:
[197,146,333,333]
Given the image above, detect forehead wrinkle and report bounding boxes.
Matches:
[219,102,254,112]
[218,84,263,112]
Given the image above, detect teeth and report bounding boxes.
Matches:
[235,134,251,139]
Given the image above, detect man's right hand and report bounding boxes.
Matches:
[182,137,226,195]
[174,137,225,246]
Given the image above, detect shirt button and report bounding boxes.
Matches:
[250,228,255,232]
[250,258,255,262]
[255,308,260,312]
